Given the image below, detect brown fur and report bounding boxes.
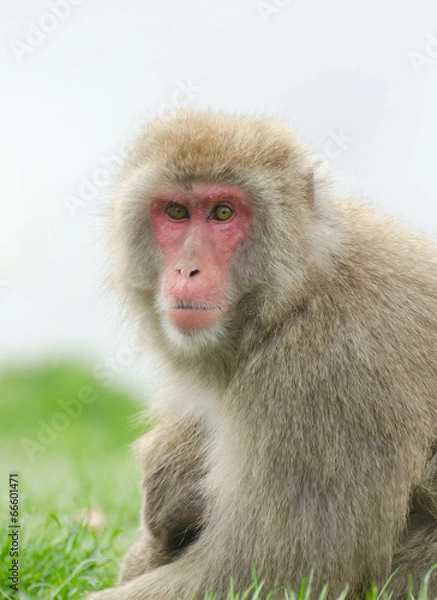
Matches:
[118,416,207,581]
[89,110,437,599]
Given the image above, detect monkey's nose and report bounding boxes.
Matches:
[177,268,200,278]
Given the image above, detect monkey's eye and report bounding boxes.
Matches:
[166,203,189,220]
[210,205,234,222]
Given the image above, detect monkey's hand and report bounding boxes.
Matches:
[87,416,208,598]
[117,414,207,584]
[86,552,211,600]
[142,416,207,555]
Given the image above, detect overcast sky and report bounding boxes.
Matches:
[1,0,437,395]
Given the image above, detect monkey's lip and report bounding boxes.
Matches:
[166,303,223,332]
[171,302,221,311]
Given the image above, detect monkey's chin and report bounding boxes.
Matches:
[161,312,226,352]
[166,308,222,335]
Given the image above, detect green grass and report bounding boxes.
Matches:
[0,362,435,599]
[0,361,145,599]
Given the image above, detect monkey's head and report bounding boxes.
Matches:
[111,110,336,354]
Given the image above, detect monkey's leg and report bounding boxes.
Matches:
[118,415,207,583]
[391,449,437,598]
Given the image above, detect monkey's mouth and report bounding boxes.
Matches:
[166,302,223,333]
[172,302,222,312]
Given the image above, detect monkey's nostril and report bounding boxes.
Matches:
[189,269,200,278]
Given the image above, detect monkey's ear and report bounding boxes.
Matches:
[302,154,330,210]
[304,171,316,210]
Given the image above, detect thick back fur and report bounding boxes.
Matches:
[95,110,437,599]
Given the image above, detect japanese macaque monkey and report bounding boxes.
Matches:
[89,110,437,599]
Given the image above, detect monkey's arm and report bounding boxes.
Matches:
[118,414,207,583]
[391,447,437,597]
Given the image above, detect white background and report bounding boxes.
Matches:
[1,0,437,395]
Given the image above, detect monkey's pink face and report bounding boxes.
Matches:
[149,184,252,335]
